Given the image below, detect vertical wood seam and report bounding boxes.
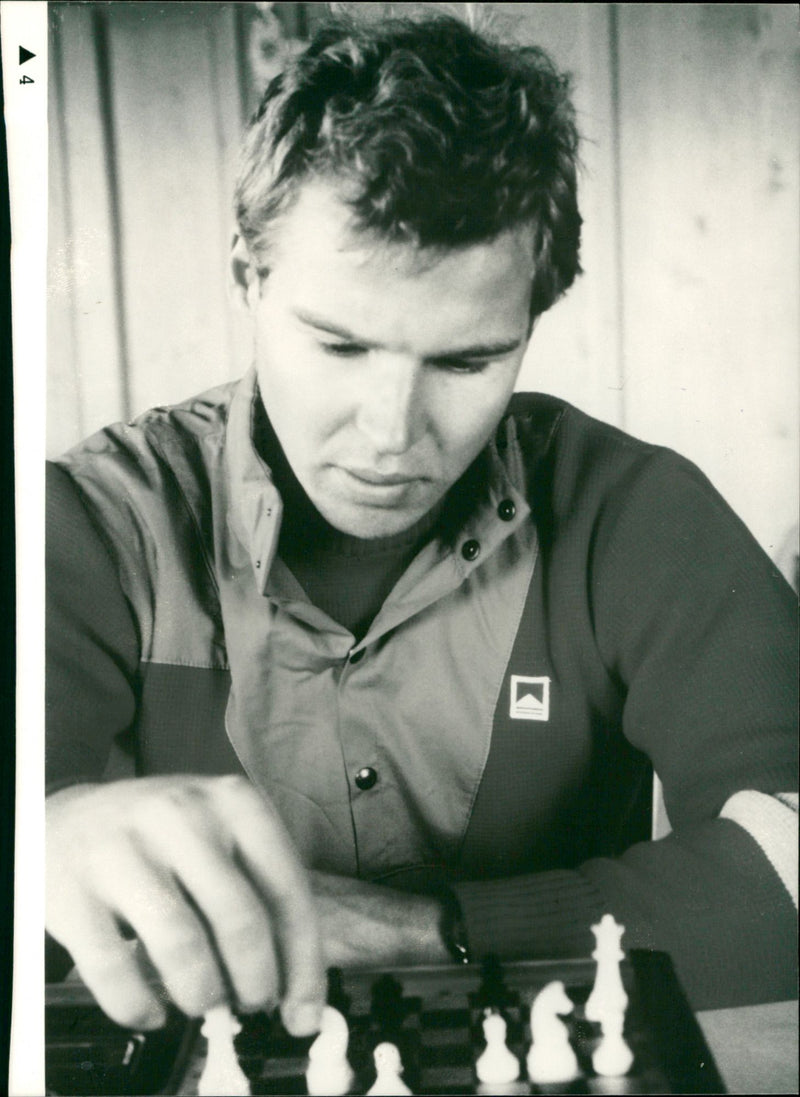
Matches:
[607,2,626,430]
[233,4,252,125]
[206,16,237,380]
[91,6,132,421]
[49,18,83,440]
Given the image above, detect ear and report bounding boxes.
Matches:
[228,232,261,312]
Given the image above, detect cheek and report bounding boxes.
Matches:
[254,324,311,412]
[254,338,345,461]
[435,375,518,466]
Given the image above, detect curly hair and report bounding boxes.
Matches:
[234,12,582,318]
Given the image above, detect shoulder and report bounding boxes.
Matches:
[505,392,664,477]
[47,382,238,658]
[502,393,682,526]
[50,380,239,539]
[501,395,784,585]
[54,379,236,484]
[48,379,238,585]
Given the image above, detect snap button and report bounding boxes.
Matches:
[498,498,516,521]
[349,648,365,664]
[355,767,377,790]
[461,539,480,561]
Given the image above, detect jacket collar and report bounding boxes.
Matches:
[225,367,532,612]
[225,368,283,596]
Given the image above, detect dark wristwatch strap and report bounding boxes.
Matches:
[439,888,471,965]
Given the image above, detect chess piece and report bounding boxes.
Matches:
[198,1004,251,1096]
[475,1011,520,1084]
[367,1041,412,1095]
[592,1009,634,1077]
[585,914,628,1024]
[525,981,579,1084]
[305,1005,354,1096]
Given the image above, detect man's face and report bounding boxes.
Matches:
[239,182,535,539]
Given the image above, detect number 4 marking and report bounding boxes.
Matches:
[20,74,34,85]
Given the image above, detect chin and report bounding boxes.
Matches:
[324,505,426,540]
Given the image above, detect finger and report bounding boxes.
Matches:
[144,809,282,1014]
[93,843,228,1018]
[219,779,327,1035]
[65,900,168,1031]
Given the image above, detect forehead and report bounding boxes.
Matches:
[261,181,536,343]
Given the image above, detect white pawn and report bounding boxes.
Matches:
[585,914,628,1024]
[526,981,579,1085]
[305,1005,354,1097]
[367,1041,412,1095]
[592,1010,634,1077]
[475,1011,520,1084]
[198,1004,251,1096]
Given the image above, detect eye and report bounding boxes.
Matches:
[320,341,367,358]
[431,358,490,375]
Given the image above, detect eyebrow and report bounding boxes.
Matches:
[293,307,525,360]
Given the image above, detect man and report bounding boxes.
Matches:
[46,13,797,1039]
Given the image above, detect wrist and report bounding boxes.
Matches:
[312,872,454,967]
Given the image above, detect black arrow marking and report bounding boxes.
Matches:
[19,46,36,65]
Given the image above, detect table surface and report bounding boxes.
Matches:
[697,999,798,1095]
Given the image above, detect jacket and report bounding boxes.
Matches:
[47,368,798,1008]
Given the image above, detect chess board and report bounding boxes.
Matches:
[45,951,726,1095]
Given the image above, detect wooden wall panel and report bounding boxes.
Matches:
[615,3,799,558]
[47,23,82,457]
[47,4,127,455]
[102,2,245,419]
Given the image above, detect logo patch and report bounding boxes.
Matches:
[510,675,551,721]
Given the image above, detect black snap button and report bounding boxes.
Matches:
[461,538,480,561]
[498,498,516,521]
[349,648,365,664]
[355,766,377,790]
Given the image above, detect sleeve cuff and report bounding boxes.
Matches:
[452,869,607,961]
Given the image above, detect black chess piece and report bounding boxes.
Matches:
[327,967,352,1018]
[472,954,516,1011]
[370,974,407,1039]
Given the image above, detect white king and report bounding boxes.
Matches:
[585,913,628,1024]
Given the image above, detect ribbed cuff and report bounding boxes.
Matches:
[452,869,607,961]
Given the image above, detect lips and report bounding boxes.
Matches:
[342,467,426,486]
[335,466,428,508]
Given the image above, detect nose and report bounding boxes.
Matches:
[355,354,425,455]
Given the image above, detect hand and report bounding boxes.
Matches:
[310,871,451,969]
[46,775,326,1034]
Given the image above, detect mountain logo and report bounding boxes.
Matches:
[510,675,551,721]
